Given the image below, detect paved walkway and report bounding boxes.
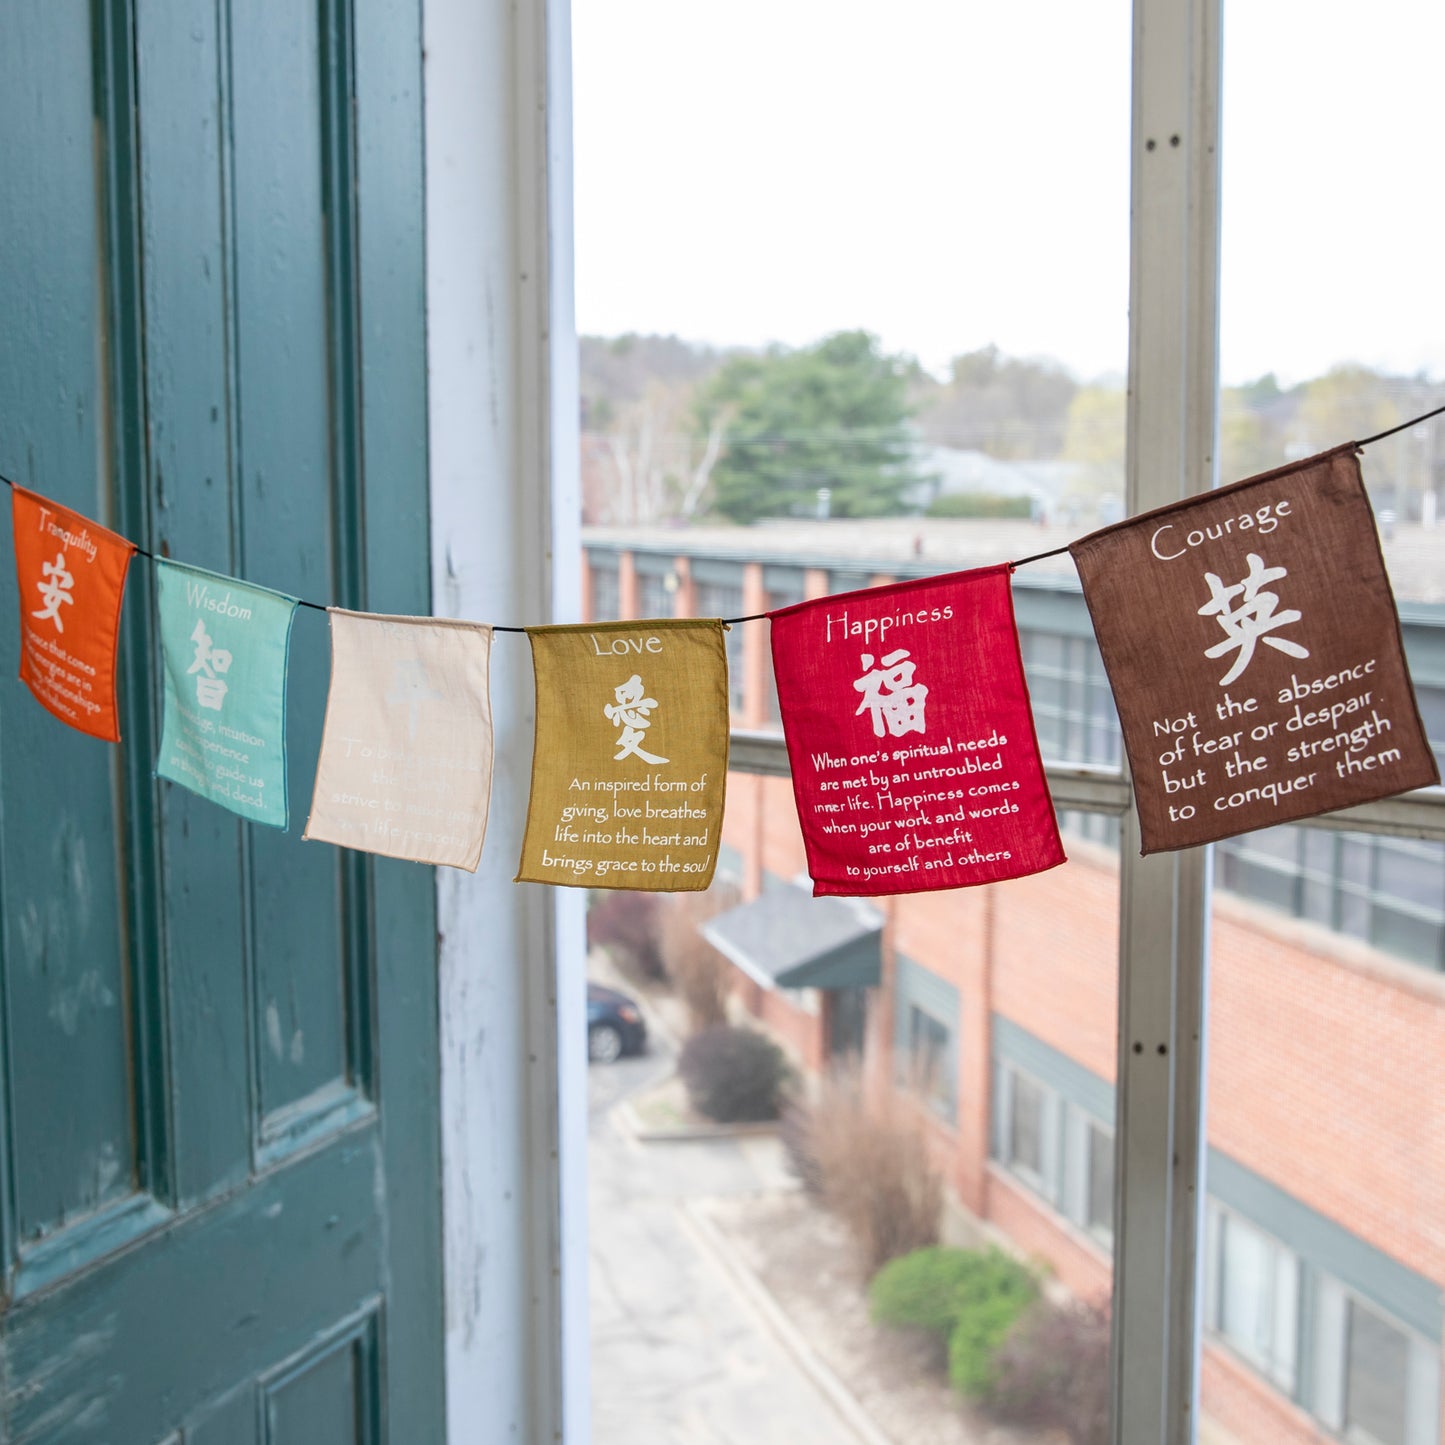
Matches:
[588,979,874,1445]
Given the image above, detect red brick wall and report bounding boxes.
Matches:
[986,1168,1112,1304]
[990,847,1120,1085]
[618,551,638,620]
[1209,899,1445,1274]
[1200,1349,1337,1445]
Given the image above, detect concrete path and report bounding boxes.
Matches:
[587,995,874,1445]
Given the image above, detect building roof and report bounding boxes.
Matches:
[700,885,883,992]
[584,515,1445,608]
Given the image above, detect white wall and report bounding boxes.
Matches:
[423,0,586,1438]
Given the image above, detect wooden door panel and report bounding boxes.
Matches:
[0,5,141,1267]
[227,0,359,1126]
[261,1312,380,1445]
[133,0,255,1209]
[133,0,364,1182]
[4,1137,384,1445]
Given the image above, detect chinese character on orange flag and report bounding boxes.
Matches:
[11,485,136,741]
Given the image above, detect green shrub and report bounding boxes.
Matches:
[946,1254,1039,1396]
[869,1246,980,1335]
[926,492,1033,519]
[678,1025,791,1122]
[868,1245,1039,1398]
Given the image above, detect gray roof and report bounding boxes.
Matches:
[700,885,882,991]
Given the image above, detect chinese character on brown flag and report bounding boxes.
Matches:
[1070,446,1438,854]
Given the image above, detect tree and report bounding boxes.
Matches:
[1296,363,1398,453]
[1060,382,1126,497]
[578,334,730,525]
[913,344,1078,458]
[697,330,925,523]
[1217,384,1280,483]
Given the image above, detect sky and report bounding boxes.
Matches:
[572,0,1445,387]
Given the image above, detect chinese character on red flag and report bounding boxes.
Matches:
[770,566,1065,896]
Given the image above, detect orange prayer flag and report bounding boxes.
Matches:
[11,485,136,741]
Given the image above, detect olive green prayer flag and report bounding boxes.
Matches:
[516,619,730,891]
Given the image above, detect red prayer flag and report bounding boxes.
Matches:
[770,566,1065,896]
[11,485,135,741]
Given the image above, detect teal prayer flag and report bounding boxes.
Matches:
[155,560,299,828]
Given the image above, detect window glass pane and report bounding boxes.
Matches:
[1340,837,1375,889]
[1375,839,1445,914]
[1205,826,1441,1439]
[1213,39,1445,1439]
[1087,1125,1114,1239]
[1216,825,1445,973]
[1371,906,1443,973]
[576,0,1130,1433]
[590,564,620,622]
[1346,1299,1410,1445]
[1218,1215,1276,1370]
[1416,685,1445,771]
[1008,1072,1045,1176]
[637,571,672,619]
[903,1006,954,1122]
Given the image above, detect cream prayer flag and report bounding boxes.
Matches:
[517,619,729,891]
[303,609,494,870]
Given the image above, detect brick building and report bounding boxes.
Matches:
[585,516,1445,1445]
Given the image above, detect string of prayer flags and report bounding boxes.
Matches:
[769,566,1065,896]
[11,484,136,741]
[1070,445,1440,854]
[516,619,729,891]
[303,610,494,870]
[154,560,298,828]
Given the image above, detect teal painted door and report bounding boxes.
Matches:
[0,3,443,1442]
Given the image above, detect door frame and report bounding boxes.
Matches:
[423,0,587,1440]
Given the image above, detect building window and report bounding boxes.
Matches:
[764,586,805,725]
[637,570,672,619]
[590,563,620,623]
[901,1004,954,1122]
[1086,1122,1114,1241]
[1205,1205,1299,1394]
[694,581,744,713]
[1345,1297,1410,1445]
[1006,1070,1046,1182]
[1017,628,1122,769]
[1216,825,1445,973]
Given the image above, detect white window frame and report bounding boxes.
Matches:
[996,1063,1058,1199]
[1203,1202,1301,1395]
[1315,1276,1441,1445]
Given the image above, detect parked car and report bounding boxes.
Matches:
[587,982,647,1063]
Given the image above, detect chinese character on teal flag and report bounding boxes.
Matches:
[155,560,299,828]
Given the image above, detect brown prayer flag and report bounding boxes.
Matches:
[1070,446,1438,853]
[517,619,729,891]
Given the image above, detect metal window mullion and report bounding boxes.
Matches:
[1113,2,1222,1444]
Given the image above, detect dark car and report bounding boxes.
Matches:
[587,982,647,1063]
